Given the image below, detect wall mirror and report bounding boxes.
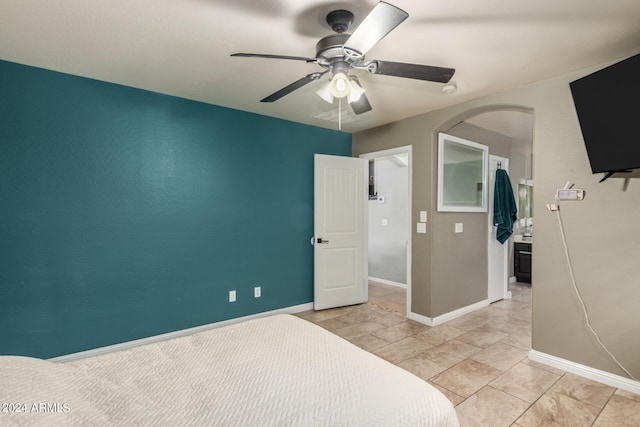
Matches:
[437,132,489,212]
[517,183,533,219]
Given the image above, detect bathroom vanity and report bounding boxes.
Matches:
[514,235,532,283]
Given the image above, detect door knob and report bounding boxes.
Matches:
[310,236,330,245]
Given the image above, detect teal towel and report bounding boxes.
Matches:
[493,169,517,244]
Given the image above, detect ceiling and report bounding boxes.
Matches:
[1,0,639,135]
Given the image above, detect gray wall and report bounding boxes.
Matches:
[353,53,640,380]
[448,121,533,277]
[354,116,523,317]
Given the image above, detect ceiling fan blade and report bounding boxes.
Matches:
[367,60,455,83]
[343,2,409,60]
[350,93,372,115]
[260,72,325,103]
[231,53,317,63]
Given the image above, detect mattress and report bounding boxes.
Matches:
[0,314,459,426]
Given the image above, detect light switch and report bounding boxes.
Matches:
[455,223,463,233]
[416,223,427,234]
[381,217,388,226]
[420,211,427,222]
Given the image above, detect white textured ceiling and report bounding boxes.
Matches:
[1,0,639,134]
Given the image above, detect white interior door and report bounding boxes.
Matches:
[314,154,368,310]
[488,155,511,303]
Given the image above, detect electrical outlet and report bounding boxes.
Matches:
[229,290,236,302]
[556,188,584,201]
[254,286,261,298]
[455,223,463,233]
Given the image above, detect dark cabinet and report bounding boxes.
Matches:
[514,242,532,283]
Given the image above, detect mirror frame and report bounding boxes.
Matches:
[437,132,489,212]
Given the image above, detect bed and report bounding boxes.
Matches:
[0,314,459,426]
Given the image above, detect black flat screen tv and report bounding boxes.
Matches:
[569,53,640,178]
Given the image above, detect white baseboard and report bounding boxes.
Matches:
[368,276,407,289]
[529,350,640,395]
[407,311,434,326]
[49,303,314,363]
[408,299,489,327]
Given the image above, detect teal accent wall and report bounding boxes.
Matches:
[0,60,351,358]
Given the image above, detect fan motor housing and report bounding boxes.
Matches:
[315,33,363,66]
[326,9,354,33]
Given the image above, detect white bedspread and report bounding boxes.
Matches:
[0,314,459,426]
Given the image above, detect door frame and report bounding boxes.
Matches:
[488,154,513,303]
[359,145,412,317]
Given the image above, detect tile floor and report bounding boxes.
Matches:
[295,281,640,426]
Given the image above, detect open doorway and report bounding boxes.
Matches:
[446,108,534,300]
[359,146,412,318]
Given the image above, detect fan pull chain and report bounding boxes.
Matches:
[338,97,342,130]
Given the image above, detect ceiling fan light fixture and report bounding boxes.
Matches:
[348,79,365,103]
[316,81,334,104]
[329,72,351,98]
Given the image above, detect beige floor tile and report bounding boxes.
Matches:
[593,393,640,426]
[367,295,405,314]
[615,388,640,404]
[428,382,466,407]
[348,303,381,314]
[333,321,385,340]
[490,305,532,323]
[515,390,601,427]
[414,324,465,347]
[333,308,381,326]
[456,326,509,348]
[550,372,616,409]
[294,306,352,322]
[470,342,528,372]
[368,282,398,297]
[492,298,531,312]
[422,339,483,368]
[482,316,531,334]
[299,282,640,425]
[371,311,406,327]
[490,362,561,403]
[443,314,489,332]
[398,353,447,381]
[372,320,430,343]
[348,334,389,352]
[500,327,531,350]
[474,304,528,321]
[386,292,407,305]
[431,359,503,398]
[372,337,431,364]
[455,385,530,427]
[315,317,349,332]
[522,358,567,376]
[508,308,533,323]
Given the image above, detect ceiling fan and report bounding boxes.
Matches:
[231,1,455,116]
